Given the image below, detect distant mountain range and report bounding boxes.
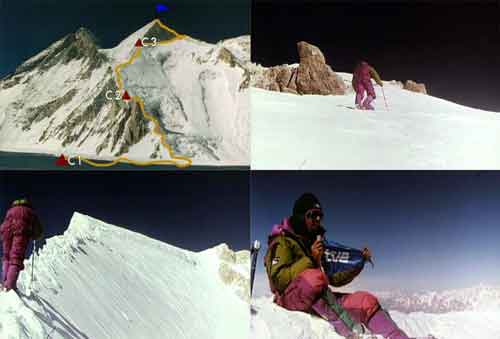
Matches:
[377,285,500,313]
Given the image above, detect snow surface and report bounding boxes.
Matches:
[0,58,135,159]
[0,21,250,166]
[251,297,345,339]
[251,295,500,339]
[101,21,157,64]
[121,36,250,164]
[0,212,249,339]
[251,73,500,170]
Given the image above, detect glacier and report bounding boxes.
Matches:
[0,20,250,167]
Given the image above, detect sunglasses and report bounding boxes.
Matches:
[305,209,324,221]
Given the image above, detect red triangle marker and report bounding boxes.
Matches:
[122,90,131,101]
[55,154,69,167]
[135,38,143,47]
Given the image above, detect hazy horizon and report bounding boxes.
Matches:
[251,172,500,297]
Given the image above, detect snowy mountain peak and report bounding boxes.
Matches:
[74,27,98,45]
[59,212,250,303]
[13,27,102,77]
[0,213,249,339]
[67,211,114,232]
[0,20,250,166]
[63,211,119,243]
[105,20,158,61]
[64,212,198,260]
[143,20,179,41]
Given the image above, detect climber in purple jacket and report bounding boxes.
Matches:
[352,61,383,110]
[1,198,43,291]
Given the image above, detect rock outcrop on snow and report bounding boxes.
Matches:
[404,80,428,94]
[253,41,346,96]
[211,244,250,302]
[295,41,346,95]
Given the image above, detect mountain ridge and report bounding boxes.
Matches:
[376,284,500,313]
[0,21,250,166]
[0,212,249,339]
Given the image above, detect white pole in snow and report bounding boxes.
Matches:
[250,240,261,296]
[381,86,389,111]
[31,241,36,285]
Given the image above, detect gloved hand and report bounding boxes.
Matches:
[311,238,325,265]
[362,247,372,260]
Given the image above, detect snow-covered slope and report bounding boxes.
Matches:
[0,212,249,339]
[120,35,250,163]
[389,310,500,339]
[0,21,250,166]
[252,285,500,339]
[251,72,500,170]
[252,297,345,339]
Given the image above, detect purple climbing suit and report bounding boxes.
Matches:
[275,267,412,338]
[353,61,376,110]
[1,205,37,290]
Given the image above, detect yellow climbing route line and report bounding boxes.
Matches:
[114,48,142,90]
[81,19,192,168]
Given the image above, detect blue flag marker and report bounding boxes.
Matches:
[156,4,169,13]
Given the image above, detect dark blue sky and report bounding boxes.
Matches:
[0,0,249,78]
[251,171,500,295]
[0,171,250,255]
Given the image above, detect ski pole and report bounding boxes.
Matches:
[250,240,261,297]
[317,236,363,335]
[381,85,389,111]
[31,240,36,285]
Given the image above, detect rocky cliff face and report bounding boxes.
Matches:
[253,41,346,96]
[12,28,105,77]
[0,21,250,165]
[0,27,152,158]
[214,244,250,302]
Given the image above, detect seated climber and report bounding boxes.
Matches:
[264,192,422,339]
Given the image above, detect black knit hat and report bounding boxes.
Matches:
[293,193,322,216]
